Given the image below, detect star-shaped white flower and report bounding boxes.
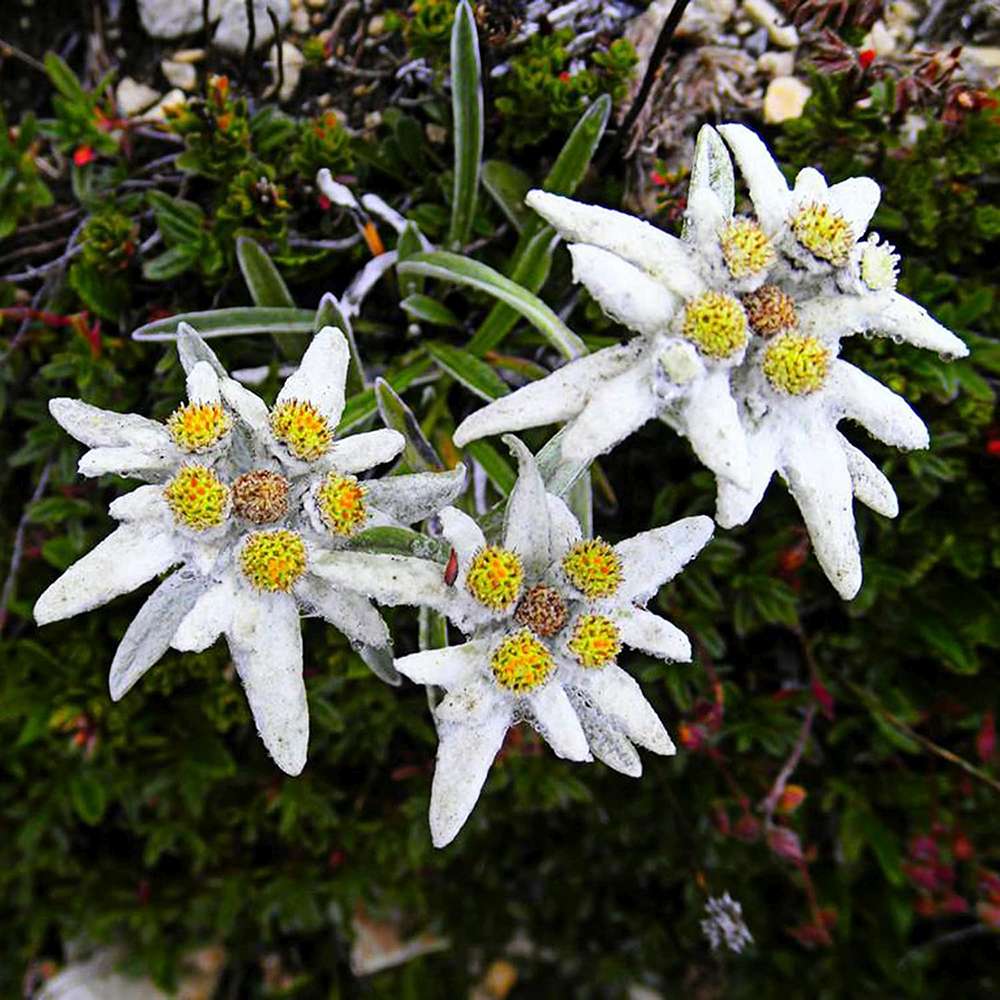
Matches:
[454,126,773,487]
[311,437,713,846]
[34,325,466,774]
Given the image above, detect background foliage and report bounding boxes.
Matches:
[1,1,998,996]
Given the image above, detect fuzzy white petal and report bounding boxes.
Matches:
[717,123,791,233]
[438,506,486,566]
[219,377,271,439]
[453,343,640,448]
[781,428,862,599]
[573,665,675,755]
[613,606,692,662]
[186,361,222,405]
[48,397,168,450]
[227,589,308,776]
[840,436,899,518]
[614,516,714,603]
[295,574,390,649]
[714,428,779,528]
[502,435,552,573]
[309,550,453,612]
[528,682,591,761]
[570,694,643,777]
[568,244,680,335]
[107,484,170,523]
[177,322,227,378]
[327,429,405,473]
[879,292,969,359]
[34,524,178,625]
[829,361,929,450]
[172,576,236,652]
[525,190,702,297]
[77,445,177,480]
[362,465,467,525]
[547,495,582,560]
[684,124,735,238]
[827,176,881,238]
[110,571,208,700]
[276,327,350,425]
[430,705,512,848]
[560,361,660,463]
[396,640,488,688]
[679,371,751,488]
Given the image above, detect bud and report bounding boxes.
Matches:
[767,826,804,863]
[776,784,807,814]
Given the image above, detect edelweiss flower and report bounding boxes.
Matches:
[310,436,713,846]
[454,124,968,599]
[708,124,968,599]
[454,125,766,487]
[34,325,466,774]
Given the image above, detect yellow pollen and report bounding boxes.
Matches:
[790,202,854,265]
[231,469,289,524]
[270,399,333,461]
[681,291,748,360]
[762,333,831,396]
[562,539,622,599]
[568,614,622,668]
[742,284,798,337]
[163,465,230,531]
[166,402,231,453]
[239,529,307,592]
[719,217,775,278]
[466,545,524,611]
[315,472,368,537]
[490,629,554,693]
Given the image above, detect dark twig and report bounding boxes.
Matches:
[11,208,81,237]
[760,704,816,824]
[0,238,74,269]
[243,0,257,78]
[0,460,52,636]
[600,0,692,165]
[203,0,212,53]
[268,8,284,100]
[0,36,47,74]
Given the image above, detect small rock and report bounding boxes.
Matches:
[117,77,161,117]
[290,5,310,32]
[172,47,207,63]
[369,14,388,36]
[363,111,382,131]
[137,0,223,39]
[757,51,794,78]
[425,123,447,144]
[143,89,188,123]
[763,76,811,123]
[743,0,798,49]
[267,41,305,101]
[214,0,291,54]
[162,58,198,91]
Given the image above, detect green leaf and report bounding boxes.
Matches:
[142,244,200,282]
[468,227,561,355]
[464,440,515,495]
[337,358,433,433]
[447,0,483,250]
[236,236,295,308]
[69,771,107,826]
[350,526,450,562]
[44,53,88,104]
[425,340,509,401]
[132,307,315,342]
[26,497,92,525]
[540,94,612,200]
[400,294,461,328]
[68,263,126,320]
[146,190,204,246]
[375,377,444,472]
[398,251,585,360]
[481,160,533,232]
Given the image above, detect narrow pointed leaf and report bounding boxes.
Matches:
[400,294,461,329]
[447,0,483,250]
[236,236,295,308]
[425,341,509,401]
[349,526,451,562]
[465,439,515,496]
[482,160,533,232]
[337,358,433,433]
[132,307,314,342]
[375,377,444,471]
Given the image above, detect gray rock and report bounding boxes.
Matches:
[214,0,291,55]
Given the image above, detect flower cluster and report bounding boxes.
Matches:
[701,893,754,954]
[454,124,968,599]
[35,324,465,775]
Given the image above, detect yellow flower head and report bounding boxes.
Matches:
[315,472,368,537]
[465,545,524,611]
[681,292,748,360]
[790,202,854,265]
[270,399,333,461]
[491,629,555,693]
[719,217,775,278]
[239,529,307,592]
[164,465,230,531]
[166,402,231,453]
[568,614,622,668]
[762,333,830,395]
[561,539,622,599]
